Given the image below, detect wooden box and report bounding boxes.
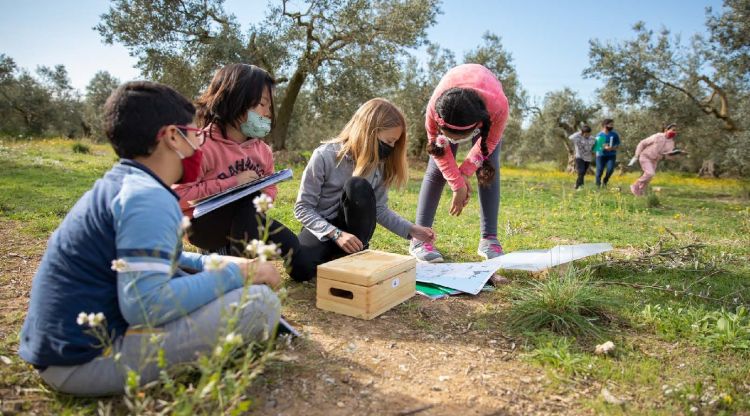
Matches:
[316,250,416,320]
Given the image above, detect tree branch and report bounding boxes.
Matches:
[644,71,737,131]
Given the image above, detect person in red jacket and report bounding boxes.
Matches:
[410,64,509,262]
[173,64,311,281]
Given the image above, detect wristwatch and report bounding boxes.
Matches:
[331,228,343,241]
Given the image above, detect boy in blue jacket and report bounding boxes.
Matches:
[593,118,621,187]
[19,81,281,396]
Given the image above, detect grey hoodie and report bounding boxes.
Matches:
[294,142,413,241]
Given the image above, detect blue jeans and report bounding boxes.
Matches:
[595,154,616,186]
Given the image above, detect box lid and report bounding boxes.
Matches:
[317,250,416,286]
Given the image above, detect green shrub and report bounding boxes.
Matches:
[693,306,750,351]
[71,142,91,154]
[506,268,620,339]
[646,192,660,208]
[526,336,592,377]
[639,304,750,351]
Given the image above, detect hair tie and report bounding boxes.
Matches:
[435,114,479,131]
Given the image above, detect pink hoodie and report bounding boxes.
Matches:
[426,64,509,191]
[173,124,277,217]
[635,132,675,162]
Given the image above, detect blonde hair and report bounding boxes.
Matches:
[326,98,408,188]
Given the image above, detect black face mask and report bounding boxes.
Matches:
[378,140,394,160]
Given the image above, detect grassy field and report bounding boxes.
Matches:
[0,138,749,415]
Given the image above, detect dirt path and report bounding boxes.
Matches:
[0,219,594,415]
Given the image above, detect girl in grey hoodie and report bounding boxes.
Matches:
[294,98,435,278]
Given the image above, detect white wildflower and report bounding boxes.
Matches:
[246,239,281,262]
[246,239,261,258]
[252,193,274,214]
[214,345,224,356]
[110,259,128,272]
[594,341,615,355]
[82,312,105,327]
[205,253,226,271]
[180,216,192,233]
[225,332,243,345]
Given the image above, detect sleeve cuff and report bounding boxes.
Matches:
[458,163,477,178]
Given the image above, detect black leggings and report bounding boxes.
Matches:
[575,158,590,189]
[297,177,377,279]
[189,193,311,281]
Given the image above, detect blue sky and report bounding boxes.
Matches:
[0,0,722,103]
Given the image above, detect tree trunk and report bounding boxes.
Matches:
[269,66,307,150]
[566,153,576,173]
[698,159,717,177]
[557,133,576,173]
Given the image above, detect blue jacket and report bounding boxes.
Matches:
[19,160,244,367]
[594,131,620,157]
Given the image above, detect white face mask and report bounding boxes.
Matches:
[240,111,272,138]
[436,128,481,147]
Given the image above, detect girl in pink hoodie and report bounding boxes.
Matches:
[630,123,680,196]
[173,64,311,281]
[410,64,509,263]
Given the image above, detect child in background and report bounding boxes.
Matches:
[410,64,509,262]
[294,98,435,279]
[569,125,596,189]
[173,64,310,281]
[630,123,681,196]
[593,118,620,187]
[19,81,280,396]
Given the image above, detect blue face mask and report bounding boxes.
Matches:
[240,111,272,138]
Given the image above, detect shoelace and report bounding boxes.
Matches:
[423,242,435,252]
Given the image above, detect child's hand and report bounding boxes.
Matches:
[232,257,281,290]
[236,170,260,185]
[248,261,282,289]
[450,186,469,216]
[335,231,364,254]
[410,225,435,244]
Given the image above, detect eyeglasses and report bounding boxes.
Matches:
[175,125,206,147]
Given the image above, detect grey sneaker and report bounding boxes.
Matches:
[477,237,504,260]
[409,240,444,263]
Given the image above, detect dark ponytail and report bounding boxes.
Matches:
[430,87,494,186]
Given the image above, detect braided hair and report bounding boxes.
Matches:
[428,87,494,186]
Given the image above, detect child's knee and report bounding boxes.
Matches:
[344,177,375,204]
[239,285,281,333]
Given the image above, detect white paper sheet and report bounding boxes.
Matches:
[415,243,613,295]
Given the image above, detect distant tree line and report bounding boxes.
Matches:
[1,0,747,175]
